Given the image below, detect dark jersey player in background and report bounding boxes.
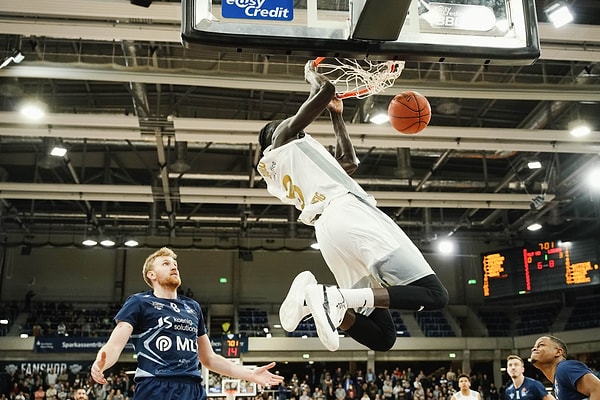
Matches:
[530,335,600,400]
[505,355,555,400]
[91,247,283,400]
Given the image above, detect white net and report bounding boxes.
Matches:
[314,57,405,99]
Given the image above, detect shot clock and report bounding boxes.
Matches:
[221,334,248,358]
[481,239,600,299]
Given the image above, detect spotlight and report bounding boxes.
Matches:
[82,238,98,246]
[527,222,542,231]
[124,238,139,247]
[544,1,573,28]
[20,100,46,120]
[527,160,542,169]
[369,113,389,124]
[569,120,591,137]
[50,146,67,157]
[100,238,116,247]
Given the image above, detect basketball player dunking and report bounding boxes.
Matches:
[256,60,449,352]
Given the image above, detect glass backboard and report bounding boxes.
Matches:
[181,0,540,65]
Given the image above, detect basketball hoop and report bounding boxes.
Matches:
[313,57,405,99]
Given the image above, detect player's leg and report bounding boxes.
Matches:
[342,308,396,352]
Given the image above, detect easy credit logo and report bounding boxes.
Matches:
[222,0,294,21]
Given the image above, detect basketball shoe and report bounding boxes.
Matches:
[305,284,347,351]
[279,271,317,332]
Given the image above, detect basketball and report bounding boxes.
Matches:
[388,91,431,134]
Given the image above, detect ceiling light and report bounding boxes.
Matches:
[124,238,139,247]
[569,120,591,137]
[0,319,8,325]
[20,101,46,120]
[82,238,98,246]
[50,146,67,157]
[544,1,573,28]
[369,113,389,124]
[527,161,542,169]
[438,239,455,254]
[100,238,116,247]
[527,222,542,231]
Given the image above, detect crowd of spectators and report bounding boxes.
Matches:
[270,367,502,400]
[1,363,507,400]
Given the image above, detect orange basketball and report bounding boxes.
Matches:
[388,91,431,134]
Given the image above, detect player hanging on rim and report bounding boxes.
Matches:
[256,60,448,352]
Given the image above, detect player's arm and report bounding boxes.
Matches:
[91,321,133,384]
[327,97,358,175]
[576,372,600,400]
[197,334,284,387]
[271,61,335,149]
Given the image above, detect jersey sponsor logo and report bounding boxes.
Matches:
[176,336,198,352]
[155,335,172,351]
[221,0,293,21]
[150,301,165,310]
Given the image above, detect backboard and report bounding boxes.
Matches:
[181,0,540,65]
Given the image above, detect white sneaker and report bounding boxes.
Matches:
[279,271,317,332]
[305,284,347,351]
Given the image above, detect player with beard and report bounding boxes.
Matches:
[530,335,600,400]
[91,247,283,400]
[505,355,555,400]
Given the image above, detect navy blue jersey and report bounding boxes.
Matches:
[505,377,548,400]
[115,291,206,380]
[554,360,592,400]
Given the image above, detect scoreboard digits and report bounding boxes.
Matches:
[482,239,600,298]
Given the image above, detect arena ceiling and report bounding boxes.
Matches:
[0,0,600,251]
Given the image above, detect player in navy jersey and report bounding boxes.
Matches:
[505,355,555,400]
[530,335,600,400]
[90,247,283,400]
[257,60,448,352]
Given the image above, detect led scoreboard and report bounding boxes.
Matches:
[482,239,600,299]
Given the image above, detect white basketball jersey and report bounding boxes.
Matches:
[257,133,375,225]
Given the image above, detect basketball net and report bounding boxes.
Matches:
[313,57,405,99]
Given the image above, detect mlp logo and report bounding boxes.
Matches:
[222,0,293,21]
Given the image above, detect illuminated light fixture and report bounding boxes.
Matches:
[82,238,98,247]
[467,279,477,285]
[20,101,46,120]
[369,113,389,124]
[302,353,310,359]
[0,319,8,324]
[100,238,116,247]
[124,238,139,247]
[219,277,228,283]
[449,352,456,358]
[273,324,282,329]
[438,239,454,254]
[527,161,542,169]
[569,120,591,137]
[544,1,573,28]
[50,146,67,157]
[585,167,600,190]
[527,222,542,231]
[20,333,29,339]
